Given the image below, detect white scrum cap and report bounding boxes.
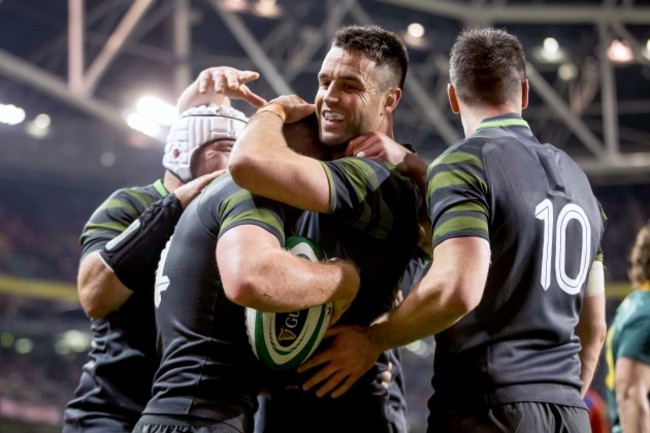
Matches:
[163,104,248,182]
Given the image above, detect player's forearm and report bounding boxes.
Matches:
[229,111,286,192]
[230,112,331,212]
[241,253,359,312]
[77,252,132,318]
[575,294,607,396]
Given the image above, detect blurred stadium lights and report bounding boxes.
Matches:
[25,113,51,139]
[0,103,26,126]
[126,112,164,139]
[607,38,634,63]
[406,338,435,357]
[220,0,282,18]
[533,37,567,63]
[14,337,34,354]
[136,95,177,126]
[1,331,15,347]
[403,22,429,50]
[55,330,92,355]
[558,62,579,81]
[220,0,249,12]
[253,0,281,18]
[125,95,175,140]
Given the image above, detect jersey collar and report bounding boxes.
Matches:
[153,179,169,197]
[475,113,530,131]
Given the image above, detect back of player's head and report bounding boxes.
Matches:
[449,26,526,108]
[283,113,331,161]
[163,104,248,182]
[332,24,409,89]
[629,221,650,287]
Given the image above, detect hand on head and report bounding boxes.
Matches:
[197,66,267,108]
[173,169,226,208]
[257,95,315,123]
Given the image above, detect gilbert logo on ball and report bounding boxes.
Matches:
[245,236,333,369]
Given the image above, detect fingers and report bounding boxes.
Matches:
[313,370,350,398]
[297,350,330,373]
[328,375,357,399]
[196,67,261,97]
[238,84,267,108]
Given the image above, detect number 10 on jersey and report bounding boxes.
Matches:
[535,199,592,295]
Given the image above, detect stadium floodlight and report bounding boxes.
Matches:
[0,103,26,125]
[136,95,177,126]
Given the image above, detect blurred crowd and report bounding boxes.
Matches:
[0,175,648,431]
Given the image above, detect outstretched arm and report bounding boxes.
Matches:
[299,236,490,397]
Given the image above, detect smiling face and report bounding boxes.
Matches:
[315,47,394,147]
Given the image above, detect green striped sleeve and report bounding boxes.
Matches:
[322,157,417,239]
[426,141,490,247]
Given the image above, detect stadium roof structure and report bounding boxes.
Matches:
[1,0,649,186]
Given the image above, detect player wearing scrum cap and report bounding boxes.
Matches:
[62,84,254,433]
[131,111,359,433]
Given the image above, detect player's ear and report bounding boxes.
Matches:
[383,87,402,114]
[521,79,529,110]
[448,84,460,114]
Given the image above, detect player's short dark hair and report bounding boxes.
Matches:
[629,221,650,287]
[449,26,526,107]
[332,24,409,89]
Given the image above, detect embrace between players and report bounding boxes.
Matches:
[63,24,607,433]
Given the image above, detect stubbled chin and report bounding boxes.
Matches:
[320,131,346,147]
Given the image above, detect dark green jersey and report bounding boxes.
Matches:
[605,290,650,433]
[64,180,168,431]
[144,174,297,425]
[426,114,606,412]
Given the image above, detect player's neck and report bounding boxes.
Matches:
[163,170,184,193]
[461,105,521,137]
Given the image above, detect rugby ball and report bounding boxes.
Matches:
[245,236,333,369]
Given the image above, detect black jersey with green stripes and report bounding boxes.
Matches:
[426,113,605,411]
[143,174,298,423]
[261,157,419,433]
[64,180,168,430]
[299,156,420,326]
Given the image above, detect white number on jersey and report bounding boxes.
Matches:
[535,199,591,295]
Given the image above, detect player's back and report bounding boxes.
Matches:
[431,123,605,410]
[145,176,266,420]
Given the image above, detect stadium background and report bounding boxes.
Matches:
[1,1,649,431]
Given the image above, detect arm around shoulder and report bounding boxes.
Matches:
[229,110,331,212]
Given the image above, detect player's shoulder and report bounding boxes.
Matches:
[109,180,164,202]
[428,137,486,175]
